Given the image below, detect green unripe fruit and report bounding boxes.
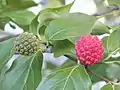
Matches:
[15,32,40,55]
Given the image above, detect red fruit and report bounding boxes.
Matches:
[75,35,104,66]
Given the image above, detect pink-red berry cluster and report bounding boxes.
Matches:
[75,35,104,66]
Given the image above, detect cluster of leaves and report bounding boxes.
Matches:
[1,0,120,90]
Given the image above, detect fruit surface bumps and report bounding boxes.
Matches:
[75,35,104,66]
[15,32,40,55]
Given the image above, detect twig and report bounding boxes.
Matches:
[86,66,110,83]
[92,5,120,16]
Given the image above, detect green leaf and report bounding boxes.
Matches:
[45,13,96,40]
[101,84,120,90]
[105,62,120,81]
[0,51,43,90]
[1,10,35,29]
[46,62,57,70]
[102,36,109,59]
[89,61,120,83]
[104,57,120,63]
[68,36,80,44]
[0,0,37,13]
[39,1,74,15]
[30,1,74,35]
[89,63,109,83]
[53,39,74,57]
[107,28,120,53]
[29,16,39,35]
[37,65,92,90]
[102,36,108,50]
[91,21,109,35]
[0,38,15,73]
[60,59,76,69]
[38,12,59,26]
[101,84,113,90]
[37,12,59,35]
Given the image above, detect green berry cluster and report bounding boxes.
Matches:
[15,32,40,55]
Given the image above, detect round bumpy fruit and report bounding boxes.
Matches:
[15,32,40,55]
[75,35,104,66]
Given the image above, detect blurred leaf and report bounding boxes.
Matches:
[39,1,74,16]
[0,0,37,13]
[30,2,74,35]
[101,84,113,90]
[0,38,15,73]
[53,39,74,57]
[107,0,120,5]
[59,0,65,5]
[1,10,35,30]
[114,85,120,90]
[0,51,43,90]
[91,21,109,35]
[93,0,108,11]
[45,13,96,40]
[103,10,120,28]
[47,0,63,8]
[37,65,92,90]
[0,17,10,29]
[107,28,120,52]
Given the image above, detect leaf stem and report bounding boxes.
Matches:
[86,66,110,83]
